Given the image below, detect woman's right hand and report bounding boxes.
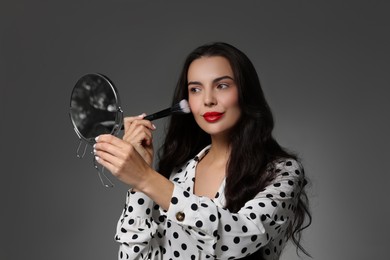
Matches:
[122,114,156,166]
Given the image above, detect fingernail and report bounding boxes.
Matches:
[95,136,100,142]
[93,144,96,148]
[138,113,146,118]
[152,124,157,130]
[93,149,97,154]
[95,156,100,161]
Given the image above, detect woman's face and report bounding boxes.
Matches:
[187,56,241,137]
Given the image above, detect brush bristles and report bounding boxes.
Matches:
[171,99,191,114]
[179,99,191,113]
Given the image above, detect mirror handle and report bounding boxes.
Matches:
[76,139,88,159]
[93,157,114,188]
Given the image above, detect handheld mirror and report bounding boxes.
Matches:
[70,73,123,187]
[70,73,191,188]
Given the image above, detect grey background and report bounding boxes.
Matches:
[1,1,389,259]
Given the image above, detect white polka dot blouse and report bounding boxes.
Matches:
[115,145,304,259]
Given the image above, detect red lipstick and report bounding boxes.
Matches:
[203,112,224,122]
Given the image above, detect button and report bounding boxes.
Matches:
[176,212,185,222]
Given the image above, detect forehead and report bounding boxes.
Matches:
[187,56,234,80]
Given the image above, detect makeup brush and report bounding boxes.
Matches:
[98,99,190,131]
[143,99,191,121]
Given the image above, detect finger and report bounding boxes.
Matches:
[124,115,156,132]
[95,144,135,174]
[95,135,130,157]
[124,126,153,146]
[123,114,145,129]
[95,153,118,175]
[96,134,125,148]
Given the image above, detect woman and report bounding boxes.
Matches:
[94,42,311,259]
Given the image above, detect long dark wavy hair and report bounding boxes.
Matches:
[158,42,311,257]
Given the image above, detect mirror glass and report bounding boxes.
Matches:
[69,73,123,144]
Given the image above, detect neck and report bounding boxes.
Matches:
[207,134,231,165]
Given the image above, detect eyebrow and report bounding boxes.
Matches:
[188,75,235,86]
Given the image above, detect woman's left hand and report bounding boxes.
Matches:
[94,134,152,188]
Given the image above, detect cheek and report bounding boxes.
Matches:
[222,89,240,108]
[188,96,199,114]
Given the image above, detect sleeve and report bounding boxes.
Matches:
[166,159,304,259]
[114,189,160,260]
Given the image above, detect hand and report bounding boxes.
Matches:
[122,114,156,166]
[94,134,153,188]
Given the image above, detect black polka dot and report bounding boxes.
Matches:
[128,206,133,212]
[209,214,216,222]
[233,237,240,244]
[171,197,178,204]
[251,235,257,241]
[273,183,281,187]
[232,215,238,221]
[133,246,140,253]
[280,192,286,197]
[181,243,187,250]
[288,180,294,186]
[266,194,273,198]
[196,220,203,228]
[121,228,127,233]
[146,208,151,215]
[259,202,265,207]
[295,169,301,175]
[261,215,267,221]
[224,224,231,232]
[173,232,179,239]
[286,161,292,166]
[191,203,198,211]
[132,234,138,239]
[174,251,180,257]
[128,219,135,225]
[183,191,190,197]
[265,248,271,255]
[242,226,248,232]
[221,245,229,251]
[241,247,247,254]
[250,213,257,220]
[271,201,277,207]
[198,239,205,244]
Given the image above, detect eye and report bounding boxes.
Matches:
[217,83,229,89]
[189,87,201,93]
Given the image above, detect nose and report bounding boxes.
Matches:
[203,88,217,107]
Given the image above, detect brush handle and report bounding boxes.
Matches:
[144,107,172,121]
[117,107,172,130]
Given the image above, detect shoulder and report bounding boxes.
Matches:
[273,158,303,172]
[269,158,304,182]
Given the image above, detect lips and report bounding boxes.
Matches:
[203,112,224,122]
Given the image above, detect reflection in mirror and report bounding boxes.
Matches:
[70,73,123,144]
